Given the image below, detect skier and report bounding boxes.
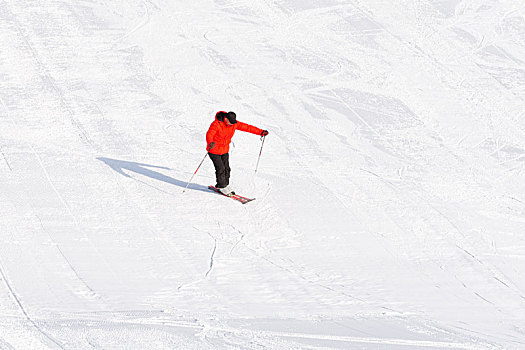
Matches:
[206,111,268,195]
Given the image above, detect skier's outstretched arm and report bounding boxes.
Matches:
[237,121,267,136]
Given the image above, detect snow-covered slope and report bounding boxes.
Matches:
[0,0,524,348]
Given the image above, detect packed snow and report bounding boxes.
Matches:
[0,0,524,349]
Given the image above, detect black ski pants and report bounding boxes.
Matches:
[209,153,230,188]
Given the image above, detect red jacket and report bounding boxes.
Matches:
[206,112,262,155]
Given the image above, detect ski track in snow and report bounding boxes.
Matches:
[0,256,65,349]
[204,233,217,279]
[0,0,524,348]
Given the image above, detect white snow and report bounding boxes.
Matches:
[0,0,524,348]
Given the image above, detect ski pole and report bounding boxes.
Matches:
[254,135,266,173]
[183,152,209,193]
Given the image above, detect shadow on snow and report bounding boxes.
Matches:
[97,157,210,192]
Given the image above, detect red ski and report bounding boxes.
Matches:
[208,186,255,204]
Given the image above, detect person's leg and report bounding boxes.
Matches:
[222,153,231,186]
[209,153,227,188]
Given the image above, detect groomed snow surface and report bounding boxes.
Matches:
[0,0,524,349]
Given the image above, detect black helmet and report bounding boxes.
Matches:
[226,111,237,124]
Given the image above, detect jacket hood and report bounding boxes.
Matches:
[215,111,228,122]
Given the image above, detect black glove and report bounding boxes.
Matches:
[208,142,215,151]
[261,130,269,137]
